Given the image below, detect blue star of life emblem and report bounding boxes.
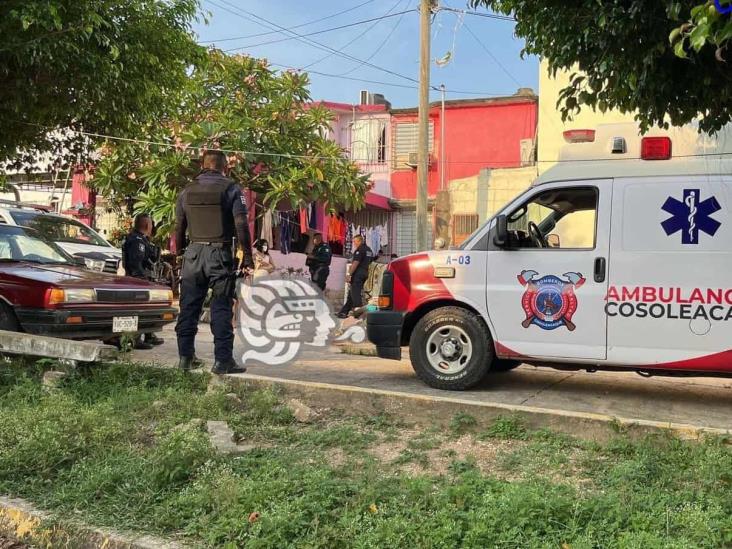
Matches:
[661,189,721,245]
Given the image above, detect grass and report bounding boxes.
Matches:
[1,361,731,548]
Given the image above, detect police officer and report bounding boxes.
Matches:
[174,150,253,374]
[337,234,373,318]
[121,213,164,349]
[306,232,332,291]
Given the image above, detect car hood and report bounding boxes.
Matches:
[1,262,160,288]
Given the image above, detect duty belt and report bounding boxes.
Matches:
[190,241,230,248]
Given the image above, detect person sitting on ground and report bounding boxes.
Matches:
[252,238,275,279]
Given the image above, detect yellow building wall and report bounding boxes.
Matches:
[449,166,538,221]
[537,60,633,174]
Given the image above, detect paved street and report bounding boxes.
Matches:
[132,324,732,432]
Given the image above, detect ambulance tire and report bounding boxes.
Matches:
[410,306,493,391]
[491,359,521,372]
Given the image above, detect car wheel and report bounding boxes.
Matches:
[492,359,521,372]
[409,306,492,390]
[0,303,20,332]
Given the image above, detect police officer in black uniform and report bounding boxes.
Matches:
[306,233,332,291]
[337,234,373,318]
[121,213,164,349]
[174,150,253,374]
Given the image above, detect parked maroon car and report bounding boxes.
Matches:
[0,225,177,340]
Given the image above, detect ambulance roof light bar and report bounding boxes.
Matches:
[563,129,595,143]
[640,136,672,160]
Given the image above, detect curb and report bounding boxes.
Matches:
[0,496,184,549]
[228,374,731,441]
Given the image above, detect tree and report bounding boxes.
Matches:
[91,51,370,238]
[670,1,732,63]
[0,0,205,170]
[470,0,732,133]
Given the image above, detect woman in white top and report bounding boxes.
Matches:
[252,239,275,279]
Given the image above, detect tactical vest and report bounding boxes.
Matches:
[183,179,233,243]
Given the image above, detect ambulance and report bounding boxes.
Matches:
[366,123,732,390]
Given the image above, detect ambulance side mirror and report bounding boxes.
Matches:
[494,215,509,248]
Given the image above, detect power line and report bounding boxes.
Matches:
[338,0,414,76]
[463,21,522,88]
[300,0,406,71]
[270,62,517,96]
[269,63,417,90]
[206,0,421,85]
[438,6,515,22]
[200,0,378,44]
[206,0,514,96]
[221,9,417,52]
[33,125,732,166]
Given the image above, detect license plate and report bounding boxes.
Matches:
[113,316,138,333]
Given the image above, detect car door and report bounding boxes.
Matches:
[485,180,612,361]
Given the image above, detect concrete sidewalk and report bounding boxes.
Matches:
[131,324,732,434]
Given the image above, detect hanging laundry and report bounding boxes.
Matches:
[379,223,388,248]
[299,207,308,234]
[344,223,354,255]
[260,209,273,243]
[309,202,317,230]
[280,212,292,254]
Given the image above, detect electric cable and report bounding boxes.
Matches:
[200,0,378,43]
[222,9,416,52]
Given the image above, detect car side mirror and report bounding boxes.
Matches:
[493,214,509,248]
[546,234,561,248]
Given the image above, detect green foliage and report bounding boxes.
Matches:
[670,1,732,63]
[480,414,529,440]
[0,0,205,170]
[90,51,371,238]
[2,361,731,547]
[470,0,732,133]
[449,411,478,434]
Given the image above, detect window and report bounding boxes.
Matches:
[10,212,110,247]
[0,227,70,263]
[393,121,434,169]
[452,213,479,247]
[505,187,597,249]
[350,119,387,164]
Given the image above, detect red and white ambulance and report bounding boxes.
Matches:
[367,123,732,390]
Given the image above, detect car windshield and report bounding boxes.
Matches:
[10,211,109,247]
[0,226,72,264]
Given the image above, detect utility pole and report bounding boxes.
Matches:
[440,83,446,191]
[416,0,433,251]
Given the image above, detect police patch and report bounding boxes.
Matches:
[139,243,146,253]
[517,270,585,331]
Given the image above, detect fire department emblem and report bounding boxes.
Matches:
[517,270,585,331]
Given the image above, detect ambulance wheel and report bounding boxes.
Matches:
[492,359,521,372]
[410,306,492,391]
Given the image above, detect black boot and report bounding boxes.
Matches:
[211,359,247,375]
[178,355,204,371]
